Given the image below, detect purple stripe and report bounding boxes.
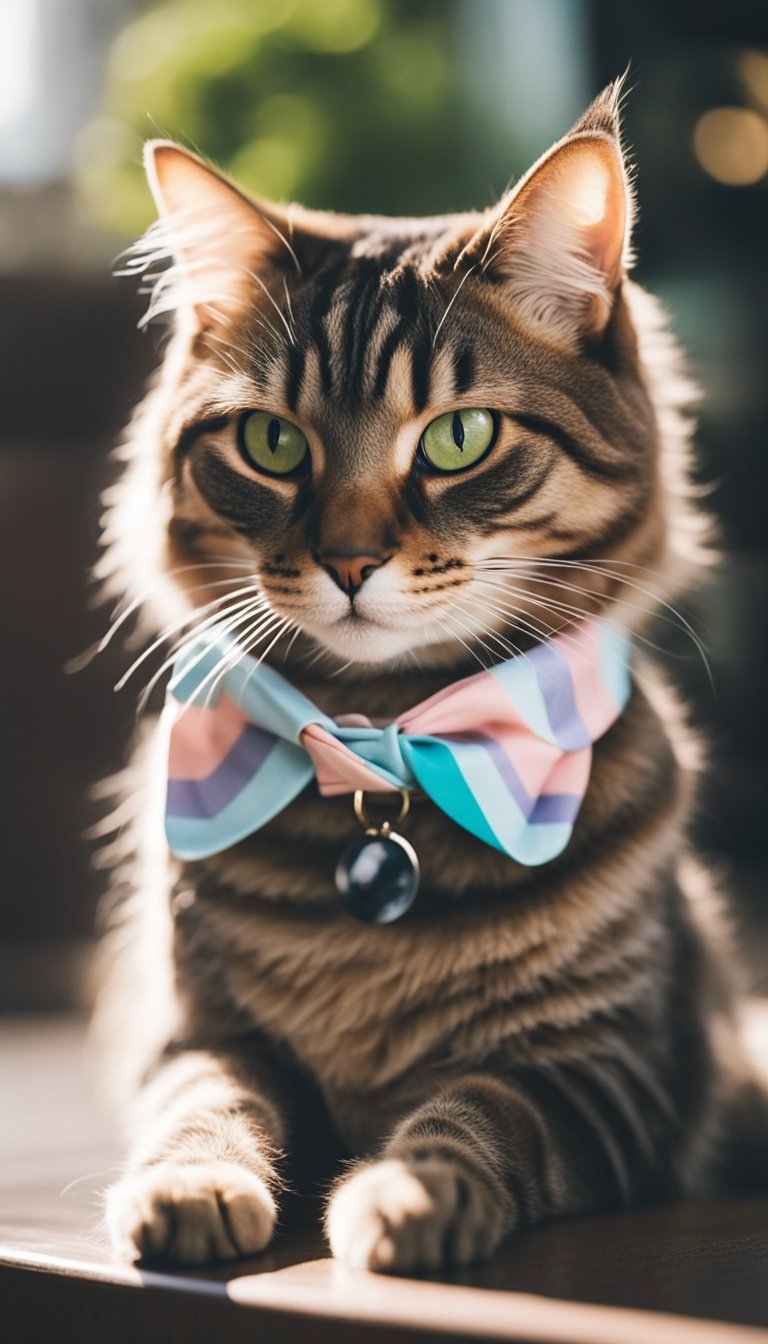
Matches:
[444,732,581,825]
[167,725,277,819]
[531,791,581,824]
[530,643,590,750]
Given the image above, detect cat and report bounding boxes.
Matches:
[96,81,766,1273]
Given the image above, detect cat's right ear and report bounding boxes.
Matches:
[140,141,301,328]
[439,82,632,349]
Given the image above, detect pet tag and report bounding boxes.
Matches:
[335,789,419,924]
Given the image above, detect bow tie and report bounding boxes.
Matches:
[163,619,631,868]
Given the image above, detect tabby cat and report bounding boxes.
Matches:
[98,83,765,1272]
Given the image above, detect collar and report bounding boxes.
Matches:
[163,619,631,867]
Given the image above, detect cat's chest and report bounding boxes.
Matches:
[179,892,547,1095]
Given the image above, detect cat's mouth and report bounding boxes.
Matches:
[288,602,462,669]
[336,609,385,628]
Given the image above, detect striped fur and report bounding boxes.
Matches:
[98,84,765,1272]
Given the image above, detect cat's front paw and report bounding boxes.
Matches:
[106,1159,277,1264]
[326,1157,504,1273]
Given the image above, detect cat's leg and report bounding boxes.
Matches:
[326,1070,658,1272]
[106,1048,287,1264]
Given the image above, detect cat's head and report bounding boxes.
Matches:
[103,81,703,677]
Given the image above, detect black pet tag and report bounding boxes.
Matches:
[335,790,419,924]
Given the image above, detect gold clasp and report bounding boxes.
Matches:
[353,788,411,836]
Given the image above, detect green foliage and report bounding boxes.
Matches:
[75,0,469,235]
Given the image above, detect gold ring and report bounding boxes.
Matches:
[353,788,411,831]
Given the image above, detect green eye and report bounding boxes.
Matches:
[420,408,496,472]
[239,411,309,476]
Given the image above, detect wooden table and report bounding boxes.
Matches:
[2,1017,767,1343]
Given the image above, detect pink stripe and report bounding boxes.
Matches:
[398,671,511,738]
[541,744,592,797]
[396,668,490,732]
[167,696,249,780]
[300,724,398,796]
[469,718,560,796]
[557,623,619,739]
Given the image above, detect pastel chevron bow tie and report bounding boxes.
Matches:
[163,620,631,867]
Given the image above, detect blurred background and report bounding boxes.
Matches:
[1,0,766,1012]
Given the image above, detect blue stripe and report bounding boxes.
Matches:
[440,732,581,825]
[399,738,500,851]
[225,655,336,743]
[446,738,575,864]
[598,623,632,713]
[489,655,555,743]
[402,737,573,864]
[170,633,337,743]
[169,642,229,707]
[165,741,314,861]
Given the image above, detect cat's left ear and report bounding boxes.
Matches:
[460,82,632,346]
[140,141,302,328]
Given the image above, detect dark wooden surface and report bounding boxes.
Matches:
[1,1017,767,1343]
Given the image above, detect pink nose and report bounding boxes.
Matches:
[321,553,386,596]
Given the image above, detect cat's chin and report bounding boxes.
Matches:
[300,614,453,670]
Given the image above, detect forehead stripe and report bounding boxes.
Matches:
[452,344,475,395]
[339,263,382,399]
[372,318,410,399]
[410,335,431,412]
[283,342,306,413]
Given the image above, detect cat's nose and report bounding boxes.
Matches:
[320,552,387,597]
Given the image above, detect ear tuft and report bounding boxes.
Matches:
[569,76,627,142]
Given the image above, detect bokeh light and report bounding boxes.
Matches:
[286,0,382,53]
[74,0,461,235]
[738,49,768,115]
[693,105,768,186]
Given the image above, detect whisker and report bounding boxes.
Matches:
[458,593,561,651]
[456,590,598,677]
[472,576,600,633]
[282,624,303,663]
[477,555,709,651]
[203,328,266,368]
[467,582,662,697]
[240,264,296,347]
[238,616,296,691]
[201,609,290,708]
[476,553,695,583]
[476,555,712,673]
[115,591,265,692]
[452,610,526,666]
[325,656,355,678]
[449,595,552,682]
[432,264,478,349]
[434,614,490,672]
[133,597,268,712]
[282,277,297,343]
[150,603,277,718]
[474,564,713,687]
[100,560,255,651]
[185,608,298,715]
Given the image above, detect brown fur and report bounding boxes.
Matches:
[96,84,765,1272]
